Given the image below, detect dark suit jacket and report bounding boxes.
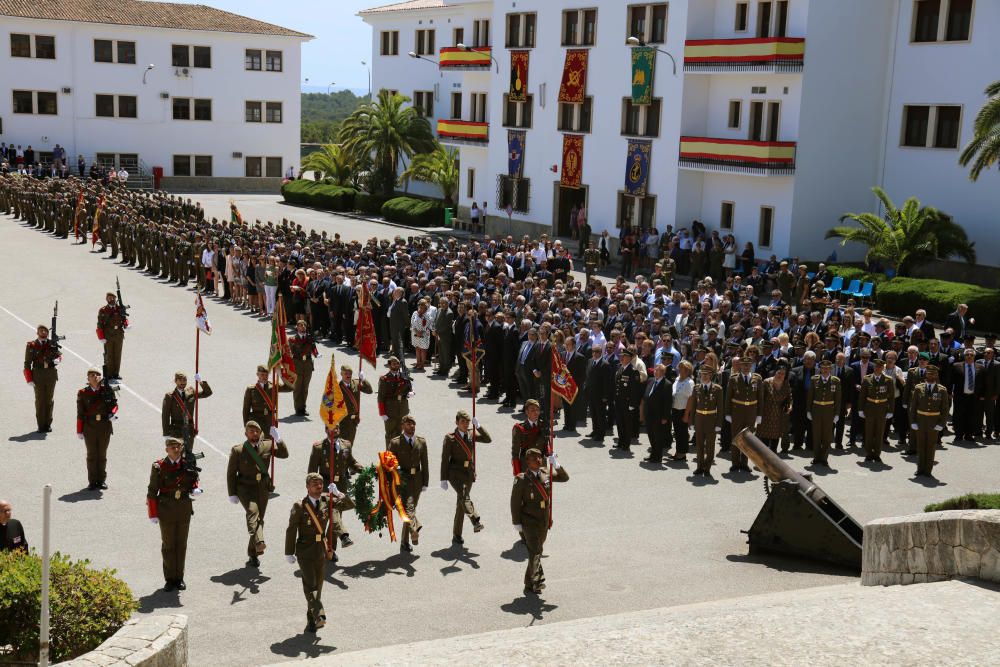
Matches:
[0,519,28,552]
[642,377,672,424]
[944,311,968,339]
[388,298,410,336]
[951,361,986,398]
[584,358,612,402]
[788,365,818,415]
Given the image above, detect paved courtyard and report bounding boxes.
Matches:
[3,199,999,665]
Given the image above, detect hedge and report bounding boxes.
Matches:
[876,277,1000,332]
[354,192,389,216]
[380,196,443,228]
[925,493,1000,512]
[0,550,136,663]
[281,180,357,212]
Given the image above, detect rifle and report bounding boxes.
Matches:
[116,276,130,319]
[50,301,63,353]
[180,411,203,471]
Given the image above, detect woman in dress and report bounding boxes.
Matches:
[290,268,309,321]
[722,234,738,278]
[263,256,278,318]
[741,241,756,274]
[410,298,434,370]
[245,254,259,313]
[758,362,792,453]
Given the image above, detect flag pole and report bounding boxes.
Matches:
[270,294,282,481]
[328,356,336,554]
[547,343,555,529]
[470,307,477,449]
[194,295,201,433]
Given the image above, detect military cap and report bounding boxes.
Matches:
[525,448,543,457]
[106,291,115,298]
[825,334,839,341]
[401,414,416,424]
[456,410,471,421]
[873,356,885,365]
[387,356,400,365]
[524,399,540,409]
[698,365,715,375]
[926,364,940,374]
[340,364,353,373]
[174,371,187,380]
[36,323,49,331]
[621,347,635,358]
[245,420,262,430]
[165,436,184,446]
[87,366,102,375]
[256,364,268,373]
[306,472,324,484]
[919,352,930,360]
[819,359,833,367]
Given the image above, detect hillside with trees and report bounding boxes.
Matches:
[301,91,366,143]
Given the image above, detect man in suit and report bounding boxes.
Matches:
[560,336,588,432]
[515,327,538,409]
[387,287,410,375]
[982,346,999,439]
[951,348,985,440]
[944,304,974,341]
[584,345,612,440]
[501,312,522,408]
[388,415,429,553]
[642,363,673,463]
[434,296,455,377]
[484,310,506,399]
[530,327,554,433]
[788,352,818,450]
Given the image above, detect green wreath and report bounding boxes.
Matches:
[349,465,386,535]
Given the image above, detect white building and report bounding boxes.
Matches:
[1,0,310,190]
[360,0,1000,269]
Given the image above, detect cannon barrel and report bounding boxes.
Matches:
[732,428,829,505]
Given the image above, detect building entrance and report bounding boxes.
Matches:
[553,183,588,238]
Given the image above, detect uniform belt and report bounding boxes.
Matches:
[917,410,940,416]
[732,400,757,406]
[696,409,717,415]
[866,398,888,404]
[90,414,103,421]
[813,400,834,406]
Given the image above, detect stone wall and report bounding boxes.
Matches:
[160,177,283,194]
[862,510,1000,586]
[58,614,187,667]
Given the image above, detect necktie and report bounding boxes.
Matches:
[967,364,974,393]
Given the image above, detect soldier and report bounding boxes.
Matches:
[76,367,118,490]
[690,365,724,476]
[440,410,491,544]
[336,365,372,444]
[284,473,332,633]
[377,357,413,446]
[661,256,677,288]
[511,448,568,595]
[583,241,600,285]
[388,415,429,553]
[96,292,128,381]
[807,360,842,466]
[307,423,362,559]
[909,365,950,477]
[613,348,645,451]
[289,320,319,417]
[24,323,61,433]
[511,399,544,475]
[242,365,292,433]
[162,371,213,462]
[147,437,202,592]
[725,356,763,473]
[226,421,289,567]
[859,357,895,463]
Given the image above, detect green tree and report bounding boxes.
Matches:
[338,90,435,197]
[959,80,1000,181]
[826,187,976,276]
[300,143,354,186]
[401,144,460,205]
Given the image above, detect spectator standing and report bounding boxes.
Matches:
[0,500,28,552]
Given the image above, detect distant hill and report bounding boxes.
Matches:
[301,91,366,143]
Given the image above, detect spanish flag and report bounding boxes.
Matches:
[550,345,579,405]
[319,354,347,428]
[230,200,244,225]
[91,195,105,249]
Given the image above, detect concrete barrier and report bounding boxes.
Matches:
[862,510,1000,586]
[57,614,187,667]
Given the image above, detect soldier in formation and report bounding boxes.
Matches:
[289,319,319,417]
[388,415,430,553]
[284,473,333,633]
[161,371,212,463]
[335,364,372,444]
[76,367,118,490]
[96,291,128,381]
[242,365,292,433]
[227,421,289,567]
[511,448,568,595]
[378,356,413,446]
[24,323,61,433]
[307,423,361,560]
[441,410,491,544]
[147,437,202,592]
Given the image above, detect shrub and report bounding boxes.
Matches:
[354,192,388,216]
[0,551,136,663]
[380,196,443,228]
[281,180,356,212]
[925,493,1000,512]
[876,277,1000,331]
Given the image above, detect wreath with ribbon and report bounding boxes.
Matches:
[348,451,410,541]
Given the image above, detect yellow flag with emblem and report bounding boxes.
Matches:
[319,354,347,428]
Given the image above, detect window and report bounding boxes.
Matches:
[757,1,773,37]
[628,4,668,44]
[380,31,400,55]
[735,2,749,31]
[96,153,117,169]
[266,157,283,178]
[617,193,657,229]
[775,0,789,37]
[728,100,742,129]
[245,101,262,122]
[413,91,434,118]
[194,155,213,177]
[470,93,487,123]
[503,94,533,128]
[95,40,114,63]
[621,98,661,137]
[193,46,211,68]
[506,12,537,48]
[451,92,463,120]
[473,19,490,47]
[118,41,136,64]
[415,29,436,56]
[563,9,598,46]
[96,94,137,118]
[246,157,262,177]
[118,96,137,118]
[10,34,31,58]
[946,0,973,41]
[902,105,931,146]
[558,98,593,132]
[913,0,972,42]
[37,92,57,114]
[173,98,191,120]
[34,35,55,59]
[913,0,940,42]
[172,44,189,67]
[194,99,212,121]
[467,168,475,199]
[173,155,192,176]
[10,34,54,58]
[12,90,34,113]
[96,95,115,117]
[748,100,780,141]
[172,45,210,68]
[453,27,465,47]
[902,104,961,148]
[245,49,262,70]
[266,102,282,123]
[266,51,282,72]
[759,207,774,248]
[720,201,734,230]
[497,175,530,213]
[934,106,961,148]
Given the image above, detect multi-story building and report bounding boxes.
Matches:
[1,0,310,190]
[360,0,1000,268]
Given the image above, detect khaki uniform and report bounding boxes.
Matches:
[97,304,127,378]
[77,384,117,486]
[440,426,492,537]
[511,465,569,590]
[692,382,724,474]
[146,457,199,583]
[24,339,60,431]
[161,382,213,440]
[510,420,543,476]
[725,373,763,470]
[583,248,600,282]
[661,257,676,287]
[288,334,317,414]
[226,437,289,557]
[284,495,331,626]
[807,375,842,464]
[908,382,950,476]
[388,434,430,546]
[859,373,894,458]
[377,372,412,445]
[307,438,362,548]
[336,378,372,443]
[242,381,292,433]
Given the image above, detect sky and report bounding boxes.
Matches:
[171,0,376,94]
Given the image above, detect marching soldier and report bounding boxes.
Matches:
[227,421,289,567]
[511,448,568,595]
[289,319,319,417]
[807,360,842,466]
[147,437,202,592]
[77,367,118,490]
[909,365,950,478]
[242,365,292,433]
[96,292,128,381]
[336,365,372,444]
[858,357,894,463]
[24,323,61,432]
[583,242,600,284]
[511,399,544,475]
[162,371,212,462]
[284,473,332,633]
[377,357,413,446]
[388,415,429,553]
[690,365,724,476]
[440,410,491,543]
[725,356,763,473]
[307,423,362,559]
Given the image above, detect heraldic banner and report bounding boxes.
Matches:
[561,134,584,188]
[624,139,652,197]
[510,51,529,102]
[508,130,526,178]
[631,46,656,105]
[557,49,589,104]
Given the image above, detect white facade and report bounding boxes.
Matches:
[362,0,1000,265]
[1,13,308,180]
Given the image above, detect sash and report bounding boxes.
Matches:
[173,390,192,422]
[341,381,359,414]
[303,497,325,537]
[531,475,550,503]
[157,459,186,494]
[256,384,276,413]
[242,441,270,484]
[453,431,475,467]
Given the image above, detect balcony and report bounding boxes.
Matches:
[439,46,492,71]
[678,137,796,176]
[437,119,489,146]
[684,37,805,73]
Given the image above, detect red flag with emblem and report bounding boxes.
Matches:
[550,345,579,405]
[355,281,377,368]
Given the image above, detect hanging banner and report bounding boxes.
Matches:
[561,135,584,188]
[631,47,656,105]
[557,49,588,104]
[508,130,525,178]
[509,51,529,102]
[624,140,652,197]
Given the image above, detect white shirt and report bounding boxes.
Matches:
[672,377,694,410]
[201,248,214,269]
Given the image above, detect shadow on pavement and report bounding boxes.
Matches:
[269,633,337,660]
[720,470,760,483]
[500,540,527,563]
[58,488,102,503]
[210,568,271,604]
[911,475,948,488]
[137,588,183,613]
[336,552,418,579]
[857,459,894,472]
[725,553,858,577]
[688,473,719,486]
[8,431,46,443]
[500,594,558,625]
[430,544,480,575]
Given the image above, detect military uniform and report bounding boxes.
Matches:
[24,336,61,432]
[583,247,600,283]
[226,434,289,559]
[284,490,331,630]
[692,379,724,475]
[96,300,128,379]
[377,371,412,445]
[661,257,676,288]
[807,370,842,465]
[162,380,213,454]
[307,437,362,551]
[613,360,643,450]
[441,424,492,539]
[511,459,569,593]
[510,419,543,475]
[725,371,763,471]
[908,378,950,476]
[336,376,372,443]
[388,432,429,548]
[859,369,894,460]
[289,332,317,415]
[147,450,200,587]
[242,379,292,433]
[77,378,118,488]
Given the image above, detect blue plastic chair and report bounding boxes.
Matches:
[824,276,844,294]
[807,272,815,281]
[841,279,861,298]
[853,282,874,306]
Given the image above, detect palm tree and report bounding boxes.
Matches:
[401,144,460,206]
[826,187,976,276]
[300,144,354,186]
[959,80,1000,181]
[338,90,435,197]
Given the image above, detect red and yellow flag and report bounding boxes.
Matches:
[267,297,297,385]
[550,345,579,405]
[319,354,347,428]
[90,195,105,249]
[355,282,378,368]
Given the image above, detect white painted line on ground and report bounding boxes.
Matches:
[1,303,226,459]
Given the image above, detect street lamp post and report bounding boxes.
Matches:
[408,52,443,77]
[327,82,336,94]
[626,36,677,76]
[456,43,500,74]
[360,61,371,99]
[142,64,155,84]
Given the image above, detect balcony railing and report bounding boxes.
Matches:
[684,37,805,73]
[439,46,492,70]
[437,119,489,145]
[679,137,796,176]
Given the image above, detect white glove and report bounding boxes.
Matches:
[77,433,84,440]
[149,517,159,525]
[755,417,762,426]
[910,423,918,431]
[547,454,560,469]
[885,414,893,420]
[381,415,389,422]
[807,412,813,420]
[359,371,365,381]
[407,391,415,398]
[286,555,296,564]
[859,411,865,419]
[102,339,107,345]
[269,426,281,441]
[472,417,480,429]
[27,381,34,387]
[228,495,239,504]
[934,425,943,432]
[440,480,449,491]
[714,427,721,433]
[191,488,203,496]
[513,524,523,534]
[422,486,428,492]
[725,415,732,423]
[54,357,61,365]
[110,414,118,421]
[194,373,202,382]
[833,416,839,424]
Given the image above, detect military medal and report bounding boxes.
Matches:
[540,501,546,508]
[256,473,262,481]
[463,460,469,468]
[315,534,322,542]
[175,490,181,500]
[410,468,416,475]
[334,475,339,482]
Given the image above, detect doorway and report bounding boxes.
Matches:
[553,183,588,238]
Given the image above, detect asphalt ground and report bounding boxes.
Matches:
[3,201,999,666]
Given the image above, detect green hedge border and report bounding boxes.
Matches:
[380,196,443,228]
